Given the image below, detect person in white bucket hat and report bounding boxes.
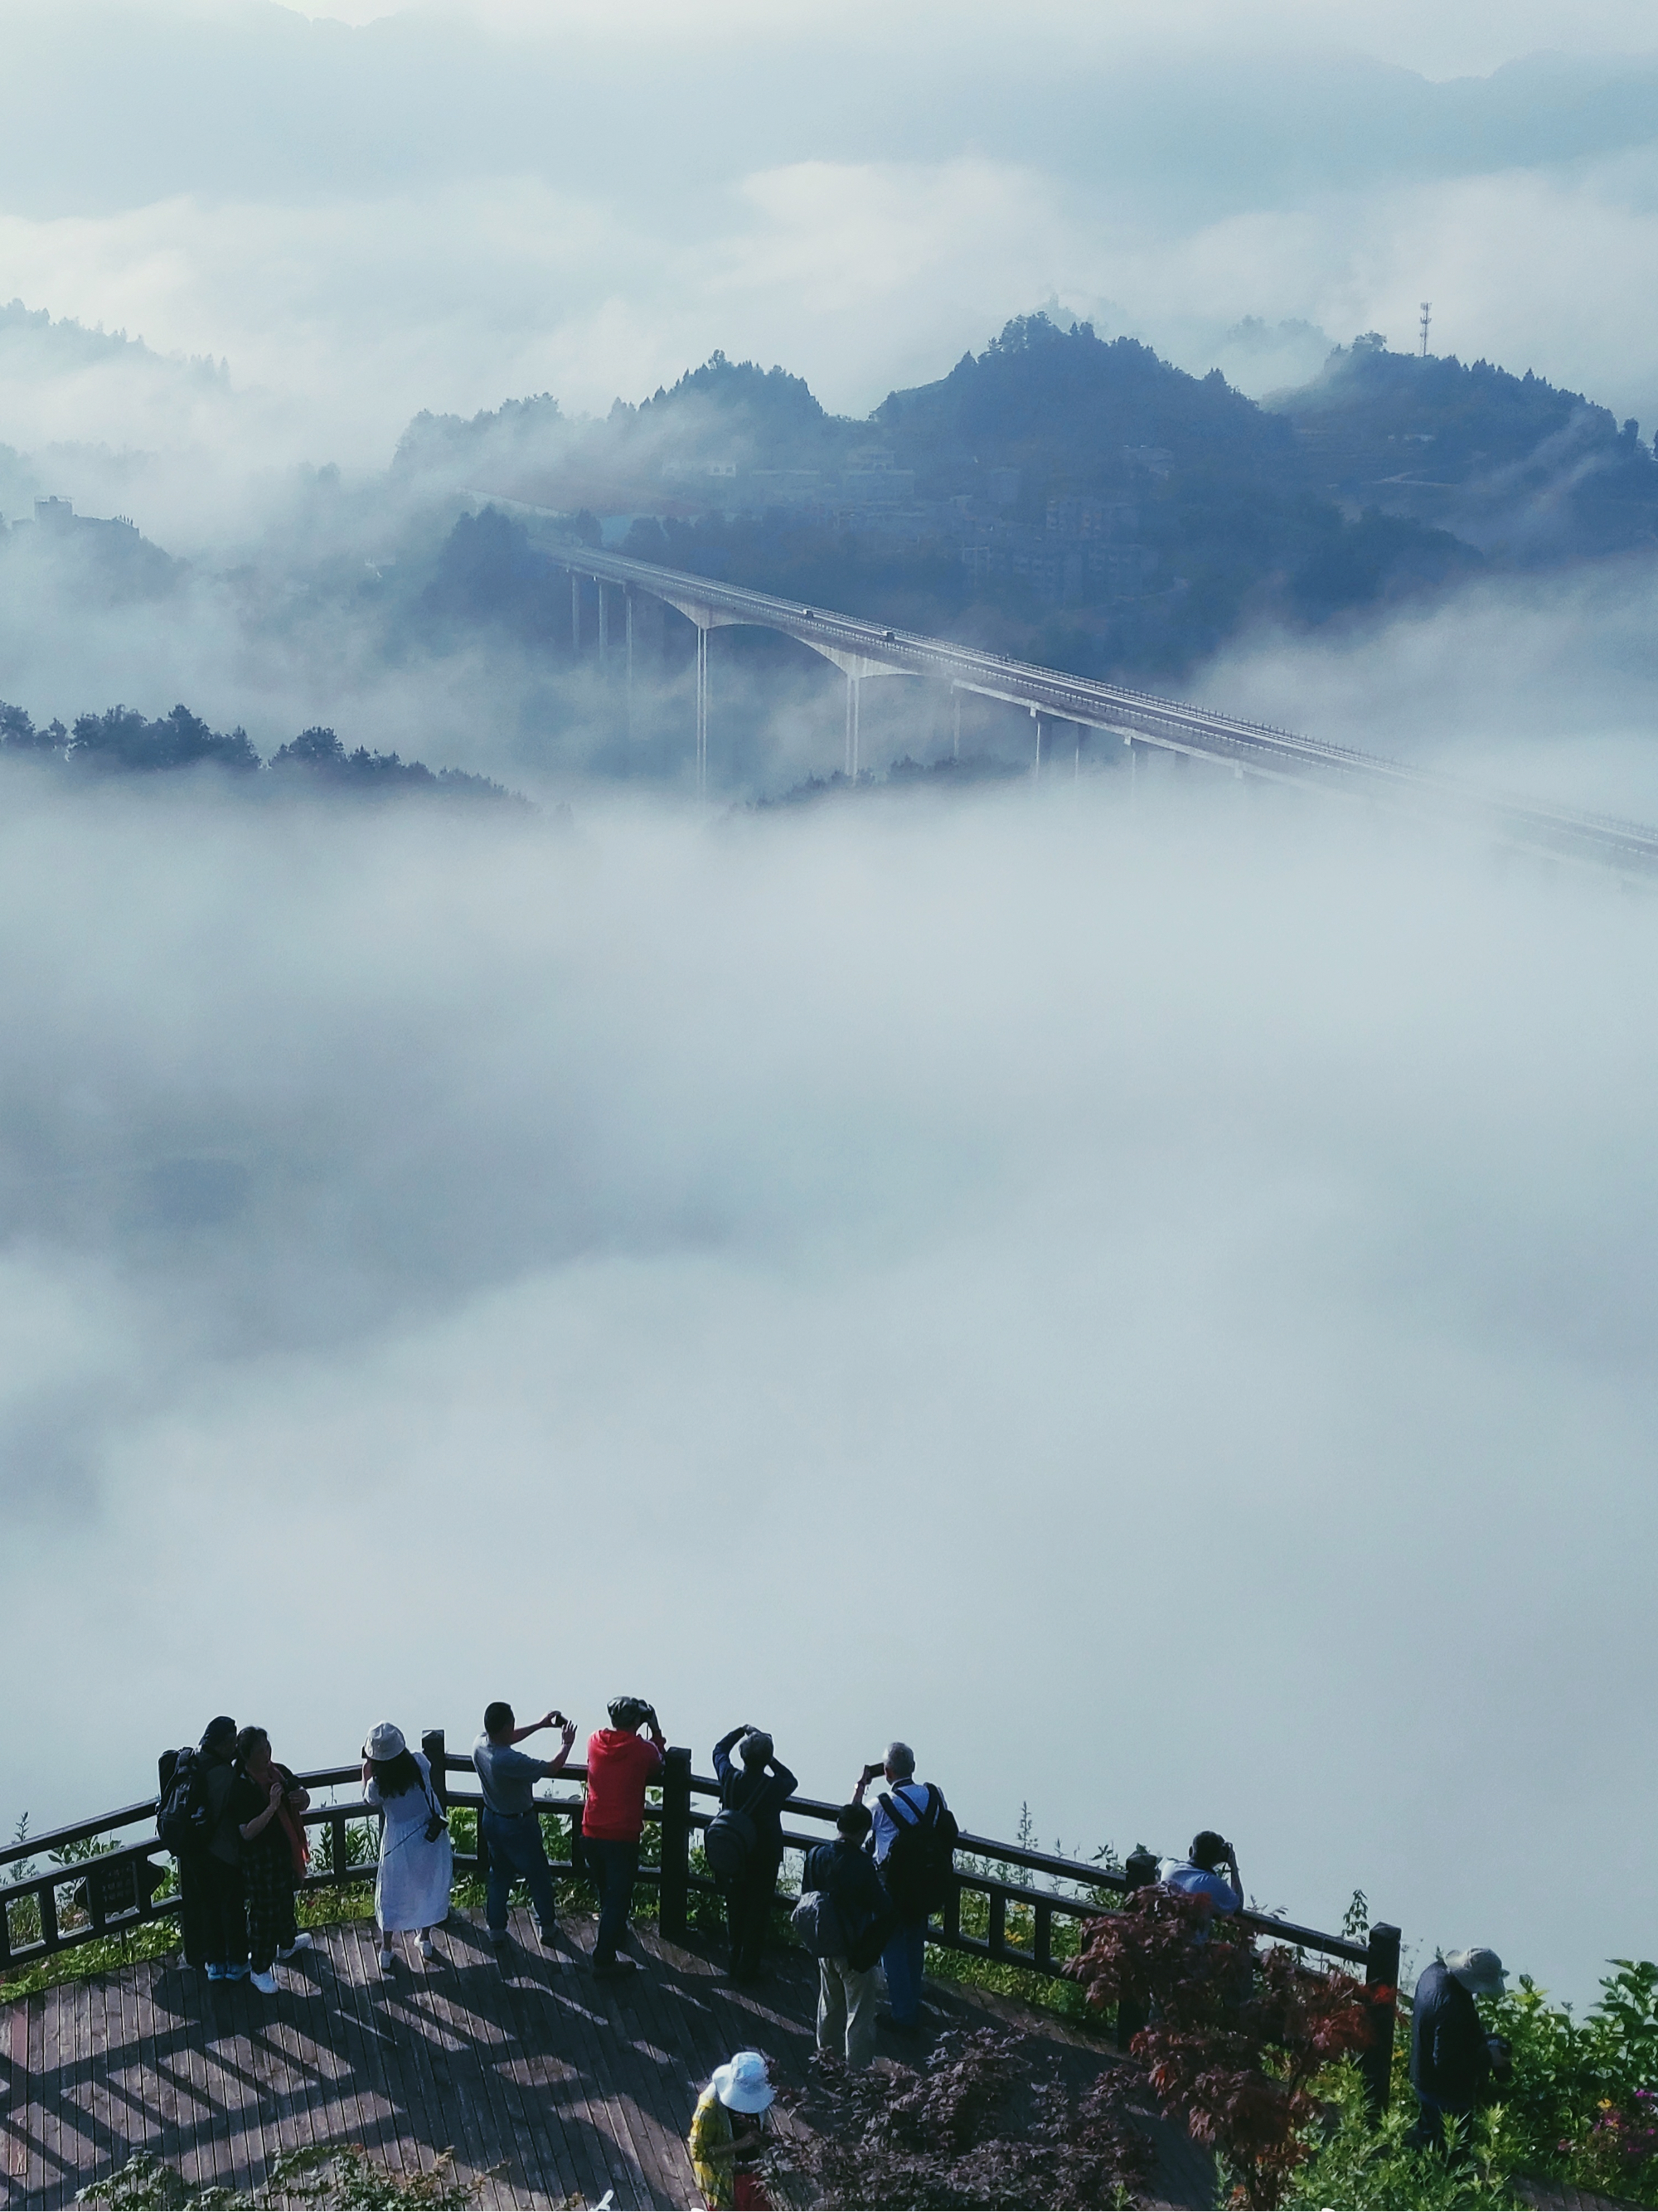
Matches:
[687,2049,775,2210]
[1408,1946,1513,2147]
[361,1721,453,1977]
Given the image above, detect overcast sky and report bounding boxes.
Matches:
[2,0,1657,475]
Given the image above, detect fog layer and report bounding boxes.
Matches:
[3,772,1651,2002]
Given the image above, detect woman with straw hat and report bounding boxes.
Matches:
[687,2049,776,2210]
[361,1722,453,1976]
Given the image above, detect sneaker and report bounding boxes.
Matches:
[537,1925,560,1950]
[591,1957,638,1980]
[379,1948,395,1974]
[224,1963,250,1982]
[277,1933,313,1959]
[486,1926,508,1945]
[206,1963,227,1982]
[250,1971,279,1995]
[419,1938,436,1962]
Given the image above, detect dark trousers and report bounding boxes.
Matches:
[178,1853,246,1969]
[482,1809,560,1935]
[584,1836,638,1963]
[244,1848,298,1972]
[721,1853,782,1977]
[1410,2096,1474,2152]
[882,1915,928,2025]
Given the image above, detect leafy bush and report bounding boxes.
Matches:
[75,2144,489,2207]
[1064,1885,1373,2207]
[787,2025,1152,2210]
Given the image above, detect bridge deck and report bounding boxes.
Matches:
[2,1908,1218,2208]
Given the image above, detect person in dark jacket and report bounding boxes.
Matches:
[1409,1948,1511,2147]
[711,1726,797,1984]
[174,1715,248,1981]
[802,1804,894,2069]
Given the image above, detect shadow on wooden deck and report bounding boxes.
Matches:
[2,1907,1218,2209]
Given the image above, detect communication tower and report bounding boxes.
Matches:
[1419,303,1432,357]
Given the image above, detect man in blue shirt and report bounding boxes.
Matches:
[473,1699,578,1948]
[852,1739,949,2035]
[1158,1831,1244,1927]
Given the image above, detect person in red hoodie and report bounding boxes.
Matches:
[582,1695,666,1977]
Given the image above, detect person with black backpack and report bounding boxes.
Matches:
[707,1726,797,1984]
[160,1715,248,1982]
[852,1740,958,2035]
[797,1803,894,2069]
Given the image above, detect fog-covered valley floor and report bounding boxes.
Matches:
[5,767,1652,2001]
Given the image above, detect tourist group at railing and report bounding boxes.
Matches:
[3,1688,1425,2204]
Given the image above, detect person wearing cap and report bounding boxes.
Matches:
[362,1722,455,1977]
[1409,1948,1513,2148]
[687,2049,776,2210]
[473,1699,579,1950]
[711,1724,798,1985]
[582,1696,667,1978]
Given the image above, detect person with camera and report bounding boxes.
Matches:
[1158,1831,1244,1928]
[710,1725,798,1985]
[473,1699,579,1949]
[166,1715,249,1982]
[229,1725,312,1994]
[362,1722,455,1976]
[851,1741,955,2036]
[582,1695,667,1978]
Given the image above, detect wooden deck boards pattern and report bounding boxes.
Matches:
[1,1909,1219,2209]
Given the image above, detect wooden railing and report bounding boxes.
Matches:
[0,1729,1401,2110]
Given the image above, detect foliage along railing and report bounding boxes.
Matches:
[0,1729,1401,2111]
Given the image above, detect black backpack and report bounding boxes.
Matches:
[703,1804,758,1879]
[157,1748,214,1855]
[879,1785,958,1918]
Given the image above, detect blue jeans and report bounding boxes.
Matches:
[584,1836,638,1964]
[882,1917,928,2025]
[482,1809,559,1935]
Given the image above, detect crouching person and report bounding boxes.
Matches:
[799,1803,896,2069]
[689,2049,776,2210]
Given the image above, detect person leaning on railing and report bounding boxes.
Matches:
[229,1725,312,1994]
[1157,1831,1244,1930]
[583,1695,666,1980]
[175,1715,250,1983]
[472,1698,578,1952]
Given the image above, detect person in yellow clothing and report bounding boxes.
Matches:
[687,2049,775,2210]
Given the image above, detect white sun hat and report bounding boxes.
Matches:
[710,2051,774,2114]
[366,1722,406,1762]
[1445,1948,1507,1997]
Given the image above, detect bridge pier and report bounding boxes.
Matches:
[1031,708,1043,779]
[845,673,861,782]
[570,570,580,654]
[696,624,709,797]
[953,686,961,762]
[598,579,609,667]
[625,589,634,737]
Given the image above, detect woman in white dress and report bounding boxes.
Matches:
[361,1722,454,1976]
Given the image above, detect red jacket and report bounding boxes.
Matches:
[582,1729,665,1841]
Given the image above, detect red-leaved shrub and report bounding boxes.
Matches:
[1064,1886,1373,2207]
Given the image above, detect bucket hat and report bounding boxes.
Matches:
[711,2051,774,2114]
[365,1722,406,1762]
[1445,1948,1507,1996]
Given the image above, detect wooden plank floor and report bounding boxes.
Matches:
[1,1909,1218,2209]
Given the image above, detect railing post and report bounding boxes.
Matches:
[422,1729,447,1809]
[1361,1922,1402,2116]
[658,1746,692,1942]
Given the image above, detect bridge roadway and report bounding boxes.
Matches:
[552,537,1658,876]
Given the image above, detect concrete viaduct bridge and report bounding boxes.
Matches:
[547,533,1658,878]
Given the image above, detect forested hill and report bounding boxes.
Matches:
[875,315,1294,487]
[0,701,526,803]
